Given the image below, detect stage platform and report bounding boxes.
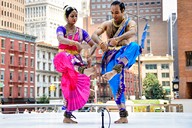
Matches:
[0,112,191,128]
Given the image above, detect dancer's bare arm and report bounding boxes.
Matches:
[91,22,109,52]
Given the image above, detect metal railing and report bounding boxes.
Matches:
[0,103,183,114]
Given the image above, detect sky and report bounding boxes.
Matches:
[162,0,177,21]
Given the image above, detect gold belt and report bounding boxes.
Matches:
[58,49,79,55]
[108,46,123,50]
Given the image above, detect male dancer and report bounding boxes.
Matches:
[91,1,142,123]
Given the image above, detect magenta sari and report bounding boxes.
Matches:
[54,26,91,111]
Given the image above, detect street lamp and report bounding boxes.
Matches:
[126,0,149,99]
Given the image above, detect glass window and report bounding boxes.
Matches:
[24,87,28,97]
[10,56,14,65]
[10,40,14,49]
[162,81,170,86]
[1,54,5,64]
[18,86,22,97]
[10,71,14,81]
[25,72,28,82]
[162,73,169,78]
[186,51,192,66]
[30,73,34,82]
[19,43,22,51]
[30,87,34,98]
[161,64,169,69]
[0,70,5,81]
[1,39,5,48]
[9,86,13,97]
[145,64,157,70]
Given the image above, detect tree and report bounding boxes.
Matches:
[143,73,164,99]
[38,95,49,104]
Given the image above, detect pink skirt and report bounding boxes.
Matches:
[53,52,90,111]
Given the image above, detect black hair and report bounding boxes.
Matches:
[111,1,125,12]
[63,5,78,18]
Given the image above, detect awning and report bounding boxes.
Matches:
[0,83,4,88]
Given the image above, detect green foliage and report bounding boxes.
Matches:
[143,73,164,99]
[38,95,49,104]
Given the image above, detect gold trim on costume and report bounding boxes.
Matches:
[58,49,79,55]
[108,46,122,50]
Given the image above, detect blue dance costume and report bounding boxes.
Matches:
[101,18,142,105]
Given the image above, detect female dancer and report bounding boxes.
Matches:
[53,5,97,123]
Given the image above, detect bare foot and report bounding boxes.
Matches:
[84,66,96,76]
[63,118,78,124]
[114,117,128,124]
[102,70,117,81]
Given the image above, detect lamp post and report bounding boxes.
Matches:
[126,0,149,99]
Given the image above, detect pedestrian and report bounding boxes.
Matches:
[53,5,97,123]
[91,1,142,123]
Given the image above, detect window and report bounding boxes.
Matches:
[42,51,45,59]
[186,51,192,66]
[25,58,28,66]
[31,45,34,53]
[30,87,34,98]
[9,86,13,97]
[37,74,40,82]
[54,76,57,82]
[30,73,34,82]
[10,55,14,65]
[19,43,22,51]
[43,63,46,70]
[18,72,22,81]
[18,86,22,97]
[1,39,5,48]
[161,64,169,69]
[10,40,14,49]
[162,73,169,78]
[1,54,5,64]
[43,75,46,82]
[48,63,51,71]
[37,62,40,69]
[19,57,22,65]
[24,72,28,82]
[0,70,5,81]
[31,59,34,67]
[24,87,28,97]
[37,87,40,97]
[145,64,157,69]
[25,44,28,52]
[48,76,51,83]
[37,50,40,58]
[10,71,14,81]
[48,52,51,60]
[162,81,170,86]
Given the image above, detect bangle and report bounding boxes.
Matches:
[114,38,118,43]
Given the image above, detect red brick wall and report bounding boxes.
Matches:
[178,0,192,98]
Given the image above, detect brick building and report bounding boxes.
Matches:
[0,29,36,104]
[177,0,192,99]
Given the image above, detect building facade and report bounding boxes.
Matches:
[36,42,61,100]
[0,0,25,33]
[25,0,65,45]
[177,0,192,99]
[140,54,174,98]
[0,29,36,104]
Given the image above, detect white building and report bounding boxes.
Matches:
[25,0,65,46]
[36,42,61,99]
[140,54,174,99]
